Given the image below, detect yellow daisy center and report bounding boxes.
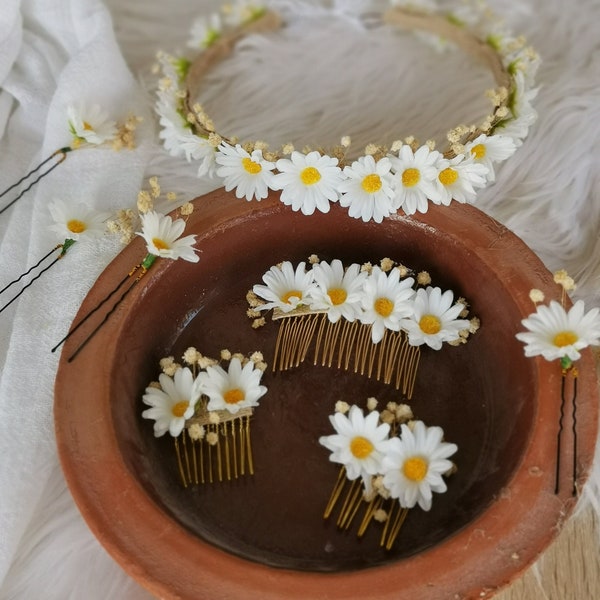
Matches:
[402,168,420,187]
[374,297,394,317]
[67,219,86,234]
[300,166,322,186]
[281,290,302,304]
[361,173,382,194]
[327,288,347,306]
[470,144,486,160]
[438,167,459,186]
[223,388,245,405]
[553,330,578,347]
[403,456,428,482]
[242,157,262,174]
[350,436,374,459]
[419,314,442,335]
[152,238,170,251]
[171,401,189,418]
[83,121,94,131]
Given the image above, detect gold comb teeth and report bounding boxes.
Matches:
[142,348,268,487]
[249,256,478,399]
[319,400,458,550]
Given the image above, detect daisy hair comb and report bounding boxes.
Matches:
[248,256,479,399]
[319,399,457,550]
[142,349,268,487]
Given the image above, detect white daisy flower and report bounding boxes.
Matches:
[156,92,190,160]
[193,357,267,415]
[382,420,457,511]
[48,198,109,241]
[433,154,489,205]
[308,260,368,323]
[400,287,470,350]
[389,144,442,215]
[319,405,397,494]
[177,133,218,178]
[338,155,396,223]
[272,151,344,215]
[137,211,199,262]
[142,367,200,437]
[360,267,416,343]
[187,13,222,49]
[215,142,276,201]
[464,133,517,182]
[253,260,316,313]
[67,104,117,145]
[516,300,600,362]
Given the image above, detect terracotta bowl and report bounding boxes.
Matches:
[55,190,598,599]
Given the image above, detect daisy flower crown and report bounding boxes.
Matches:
[156,0,539,219]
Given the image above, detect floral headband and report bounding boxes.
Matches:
[155,0,539,219]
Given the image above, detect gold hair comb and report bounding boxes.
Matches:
[142,349,268,487]
[249,256,478,399]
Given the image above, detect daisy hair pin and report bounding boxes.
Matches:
[247,256,479,399]
[319,399,457,550]
[155,0,538,220]
[0,198,110,316]
[51,179,199,362]
[0,103,141,217]
[516,272,600,496]
[142,349,268,487]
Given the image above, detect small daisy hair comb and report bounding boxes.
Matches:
[155,1,538,222]
[142,349,268,487]
[516,272,600,496]
[248,256,478,399]
[319,400,457,550]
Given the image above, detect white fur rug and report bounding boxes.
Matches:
[0,0,599,598]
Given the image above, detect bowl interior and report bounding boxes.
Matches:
[108,199,536,571]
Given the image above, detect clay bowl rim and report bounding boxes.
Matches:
[54,190,598,600]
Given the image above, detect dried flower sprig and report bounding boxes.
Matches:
[156,1,538,219]
[516,272,600,495]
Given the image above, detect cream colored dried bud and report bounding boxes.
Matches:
[447,128,461,144]
[451,142,465,155]
[373,509,388,523]
[183,347,199,365]
[264,151,278,162]
[380,409,395,425]
[246,308,261,318]
[366,397,378,411]
[396,404,413,423]
[148,381,161,389]
[179,202,194,216]
[206,431,219,445]
[252,317,266,329]
[302,145,312,154]
[188,424,205,441]
[447,338,462,346]
[163,363,181,376]
[250,351,264,363]
[208,132,222,147]
[254,140,268,151]
[282,143,294,155]
[308,254,320,264]
[425,139,436,150]
[198,354,218,369]
[106,220,119,233]
[160,356,175,369]
[496,106,509,119]
[208,412,221,425]
[529,288,545,304]
[364,143,378,156]
[242,142,254,154]
[166,191,177,202]
[186,112,197,125]
[380,257,394,272]
[148,176,160,197]
[554,270,576,291]
[232,352,245,362]
[459,328,470,339]
[404,136,415,146]
[391,140,403,152]
[417,271,431,286]
[361,262,373,274]
[396,264,409,278]
[220,349,232,361]
[256,361,268,372]
[137,190,153,214]
[340,135,351,148]
[335,401,350,414]
[469,317,480,334]
[246,290,261,307]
